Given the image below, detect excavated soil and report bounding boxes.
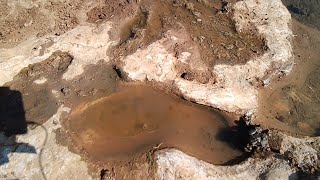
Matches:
[3,0,320,179]
[89,0,267,67]
[2,51,245,179]
[0,0,82,48]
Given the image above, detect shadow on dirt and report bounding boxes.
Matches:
[315,128,320,136]
[215,117,253,165]
[289,170,320,180]
[216,116,254,151]
[0,87,36,166]
[282,0,320,30]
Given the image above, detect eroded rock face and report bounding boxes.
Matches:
[121,0,293,113]
[155,131,320,180]
[155,148,294,180]
[270,132,320,172]
[123,36,179,82]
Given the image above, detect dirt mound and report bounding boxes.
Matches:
[0,0,83,48]
[94,0,267,67]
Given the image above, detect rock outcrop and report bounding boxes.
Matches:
[121,0,293,113]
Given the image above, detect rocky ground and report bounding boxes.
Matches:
[0,0,319,179]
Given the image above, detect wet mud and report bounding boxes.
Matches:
[256,20,320,136]
[4,51,119,125]
[91,0,266,67]
[2,0,319,179]
[66,85,243,165]
[2,50,248,178]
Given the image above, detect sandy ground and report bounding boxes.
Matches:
[0,0,319,179]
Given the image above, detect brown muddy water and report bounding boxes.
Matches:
[66,85,243,165]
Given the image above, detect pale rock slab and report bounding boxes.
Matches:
[121,0,293,113]
[155,149,294,180]
[0,22,114,85]
[0,106,92,180]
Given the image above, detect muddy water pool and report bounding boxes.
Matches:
[66,85,243,164]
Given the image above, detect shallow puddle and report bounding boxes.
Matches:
[67,85,242,164]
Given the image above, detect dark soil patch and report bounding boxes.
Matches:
[87,0,266,67]
[282,0,320,30]
[4,51,119,125]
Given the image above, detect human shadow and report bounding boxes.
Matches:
[216,116,255,150]
[0,87,36,166]
[215,116,259,165]
[315,128,320,136]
